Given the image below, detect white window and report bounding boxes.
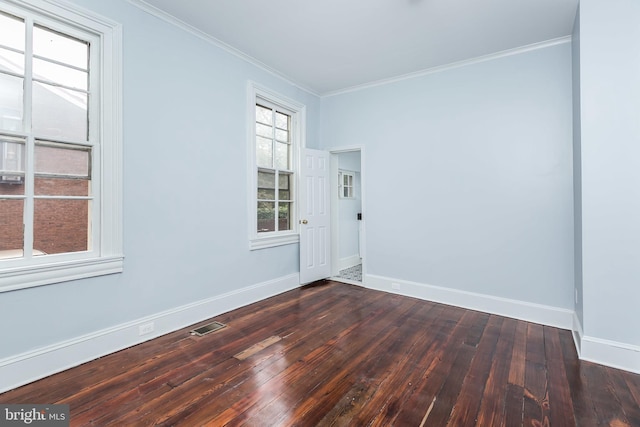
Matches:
[339,170,355,199]
[0,0,122,292]
[248,83,305,250]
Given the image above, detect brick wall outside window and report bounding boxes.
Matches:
[0,180,89,254]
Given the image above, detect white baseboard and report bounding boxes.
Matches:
[571,311,640,374]
[580,336,640,375]
[337,255,361,272]
[365,274,573,330]
[0,273,300,394]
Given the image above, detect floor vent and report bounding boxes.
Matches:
[190,321,226,337]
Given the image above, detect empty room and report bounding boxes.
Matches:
[0,0,639,425]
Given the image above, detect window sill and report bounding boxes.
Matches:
[0,255,124,293]
[250,233,299,250]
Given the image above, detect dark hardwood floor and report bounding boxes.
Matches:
[1,280,639,426]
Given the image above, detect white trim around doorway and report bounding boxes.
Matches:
[328,146,366,285]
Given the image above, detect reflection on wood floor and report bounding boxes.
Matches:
[1,280,639,426]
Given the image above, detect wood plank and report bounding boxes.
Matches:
[150,288,395,426]
[523,323,550,427]
[74,280,363,425]
[233,335,282,360]
[206,306,404,425]
[582,361,632,426]
[1,281,639,426]
[623,371,640,412]
[543,327,576,426]
[352,305,461,426]
[446,315,504,425]
[508,320,527,387]
[286,301,444,426]
[503,383,524,427]
[559,326,597,425]
[396,311,489,426]
[227,294,427,426]
[475,317,517,426]
[313,304,450,426]
[503,320,527,427]
[607,366,640,426]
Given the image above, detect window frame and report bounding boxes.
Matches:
[248,82,305,250]
[339,170,355,199]
[0,0,123,292]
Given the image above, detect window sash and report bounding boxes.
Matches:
[255,101,294,234]
[0,10,97,262]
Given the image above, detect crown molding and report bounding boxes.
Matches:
[323,36,572,98]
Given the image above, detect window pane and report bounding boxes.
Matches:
[258,170,275,200]
[275,142,289,170]
[256,122,272,139]
[275,128,289,143]
[275,112,289,130]
[0,198,24,258]
[0,73,23,132]
[35,143,90,177]
[279,189,291,201]
[35,177,90,197]
[34,198,90,254]
[34,58,88,90]
[278,202,291,231]
[0,138,25,191]
[256,104,272,125]
[279,172,290,189]
[0,13,25,51]
[0,47,24,74]
[0,179,24,195]
[257,188,273,200]
[256,136,272,168]
[33,26,88,70]
[33,81,87,141]
[257,201,275,233]
[279,173,291,200]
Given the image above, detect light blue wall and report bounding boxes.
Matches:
[571,6,584,326]
[578,0,640,346]
[0,0,320,359]
[321,44,575,309]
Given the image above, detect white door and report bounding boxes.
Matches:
[299,148,331,284]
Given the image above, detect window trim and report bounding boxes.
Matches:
[0,0,123,292]
[248,82,305,250]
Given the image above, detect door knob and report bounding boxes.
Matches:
[300,219,308,224]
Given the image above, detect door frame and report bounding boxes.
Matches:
[329,146,366,284]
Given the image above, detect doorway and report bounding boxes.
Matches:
[330,148,364,284]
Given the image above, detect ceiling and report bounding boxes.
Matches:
[133,0,579,96]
